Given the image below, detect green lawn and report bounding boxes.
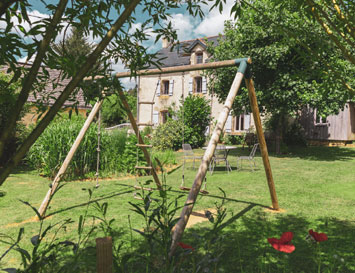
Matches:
[0,146,354,272]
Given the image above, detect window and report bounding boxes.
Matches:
[314,109,327,125]
[235,115,245,131]
[161,80,169,95]
[161,110,170,124]
[195,77,202,93]
[196,52,203,64]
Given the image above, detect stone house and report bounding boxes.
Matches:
[137,36,254,135]
[1,63,91,125]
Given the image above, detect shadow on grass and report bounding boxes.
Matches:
[119,207,355,272]
[46,189,134,217]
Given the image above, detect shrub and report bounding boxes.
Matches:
[100,129,127,174]
[178,95,211,148]
[151,119,183,151]
[0,71,28,165]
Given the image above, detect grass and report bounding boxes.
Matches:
[0,145,354,272]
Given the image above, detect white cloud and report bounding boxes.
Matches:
[194,0,236,37]
[168,13,196,41]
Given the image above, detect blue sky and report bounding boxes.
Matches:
[4,0,235,86]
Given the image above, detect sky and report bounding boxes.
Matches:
[3,0,236,87]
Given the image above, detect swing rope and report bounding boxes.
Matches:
[95,108,101,188]
[181,72,185,188]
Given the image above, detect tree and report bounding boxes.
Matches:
[207,0,354,153]
[228,0,354,95]
[101,92,137,127]
[0,0,209,185]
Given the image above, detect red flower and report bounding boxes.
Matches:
[268,231,295,253]
[177,242,194,251]
[309,229,328,242]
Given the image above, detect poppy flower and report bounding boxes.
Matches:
[177,242,195,251]
[309,229,328,242]
[268,231,295,253]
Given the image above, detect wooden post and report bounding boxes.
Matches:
[96,237,113,273]
[245,78,279,210]
[37,99,104,218]
[117,89,162,190]
[169,69,246,257]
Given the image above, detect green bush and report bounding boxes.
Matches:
[151,119,183,151]
[0,71,28,165]
[100,129,127,174]
[178,95,211,148]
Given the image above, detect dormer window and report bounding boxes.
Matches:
[196,52,203,64]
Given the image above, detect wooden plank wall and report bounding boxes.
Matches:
[299,102,355,141]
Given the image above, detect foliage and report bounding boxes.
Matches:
[151,119,183,151]
[207,0,354,152]
[26,115,100,178]
[101,92,137,127]
[229,0,355,95]
[178,95,211,148]
[0,71,28,165]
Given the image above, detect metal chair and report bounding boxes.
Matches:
[210,145,232,174]
[237,143,259,171]
[182,144,202,169]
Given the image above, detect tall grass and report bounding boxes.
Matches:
[27,115,176,179]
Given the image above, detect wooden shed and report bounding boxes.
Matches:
[299,102,355,145]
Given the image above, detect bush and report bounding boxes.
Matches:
[178,95,211,148]
[151,119,183,151]
[0,71,28,165]
[100,129,127,174]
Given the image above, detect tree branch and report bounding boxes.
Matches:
[0,0,142,186]
[0,0,69,160]
[307,0,355,65]
[0,0,19,17]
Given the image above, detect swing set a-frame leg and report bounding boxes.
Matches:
[37,99,104,219]
[169,59,280,258]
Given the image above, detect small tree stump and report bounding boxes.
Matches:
[96,237,113,273]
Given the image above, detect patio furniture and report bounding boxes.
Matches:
[237,143,259,171]
[182,144,202,170]
[210,145,233,174]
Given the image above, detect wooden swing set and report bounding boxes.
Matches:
[36,57,279,257]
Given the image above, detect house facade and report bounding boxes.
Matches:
[138,36,254,135]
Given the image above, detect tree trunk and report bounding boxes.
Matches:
[0,0,141,186]
[275,114,284,155]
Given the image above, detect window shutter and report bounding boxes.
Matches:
[169,79,174,96]
[244,114,250,130]
[202,77,207,94]
[153,111,159,125]
[188,78,193,94]
[156,79,161,97]
[225,114,232,133]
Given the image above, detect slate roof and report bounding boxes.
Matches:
[1,63,91,109]
[149,35,222,69]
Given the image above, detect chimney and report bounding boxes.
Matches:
[162,37,169,48]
